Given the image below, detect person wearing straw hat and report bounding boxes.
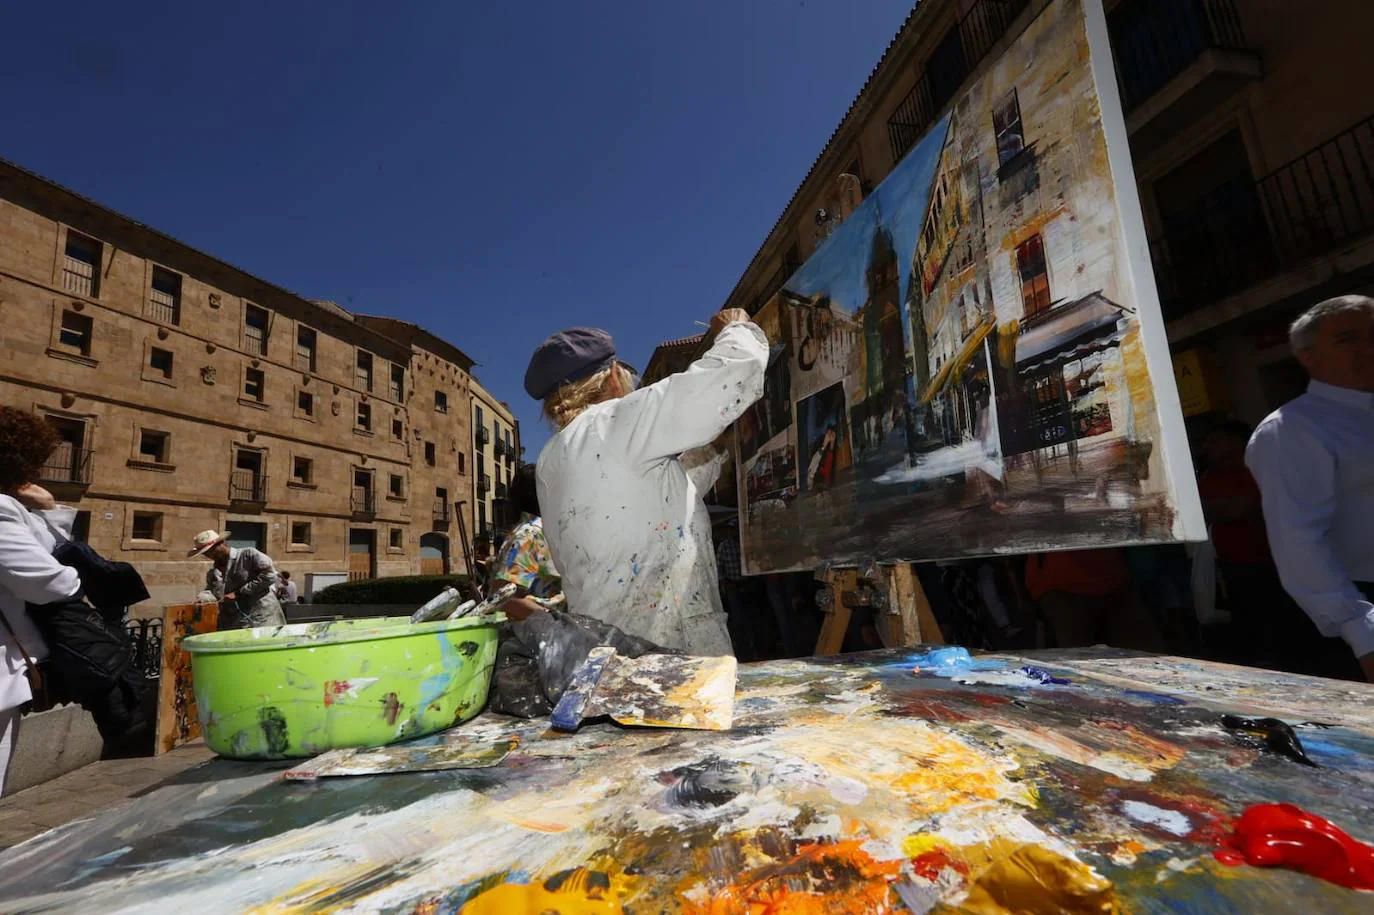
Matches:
[189,530,285,629]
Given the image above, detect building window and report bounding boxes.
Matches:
[244,367,265,402]
[992,89,1025,169]
[292,456,313,484]
[296,325,317,372]
[138,429,169,464]
[389,473,404,498]
[356,401,372,432]
[1016,235,1052,319]
[390,364,404,401]
[131,511,162,542]
[424,441,436,466]
[458,452,465,474]
[298,389,314,417]
[40,417,90,484]
[58,309,93,355]
[149,267,181,325]
[149,346,174,380]
[435,391,448,413]
[389,528,403,550]
[244,304,270,355]
[391,418,403,440]
[356,350,374,392]
[62,231,101,298]
[291,521,312,546]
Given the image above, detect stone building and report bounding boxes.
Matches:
[0,158,501,606]
[469,379,519,560]
[718,0,1374,435]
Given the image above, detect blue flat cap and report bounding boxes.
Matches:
[524,327,617,400]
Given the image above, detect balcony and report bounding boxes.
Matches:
[39,444,93,487]
[146,288,179,325]
[493,439,505,459]
[432,499,451,526]
[61,255,97,298]
[351,486,376,516]
[886,0,1030,163]
[1150,113,1374,324]
[229,470,268,504]
[495,482,508,501]
[475,426,489,447]
[477,474,490,497]
[1109,0,1260,153]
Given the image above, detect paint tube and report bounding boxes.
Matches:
[410,587,462,624]
[444,600,478,620]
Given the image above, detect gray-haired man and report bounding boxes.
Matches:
[1245,295,1374,680]
[189,530,287,629]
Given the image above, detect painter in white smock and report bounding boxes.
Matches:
[528,312,768,654]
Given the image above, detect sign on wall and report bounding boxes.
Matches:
[737,0,1205,572]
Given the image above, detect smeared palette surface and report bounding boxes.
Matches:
[3,648,1374,912]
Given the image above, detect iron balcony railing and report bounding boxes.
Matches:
[493,439,505,458]
[495,482,508,500]
[125,619,163,679]
[887,0,1030,163]
[62,254,97,298]
[229,470,268,502]
[1150,113,1374,321]
[477,475,490,496]
[475,426,489,446]
[351,486,376,515]
[146,288,179,325]
[1108,0,1249,114]
[39,443,93,485]
[433,500,451,523]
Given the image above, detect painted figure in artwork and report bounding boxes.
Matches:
[526,310,768,655]
[808,425,839,491]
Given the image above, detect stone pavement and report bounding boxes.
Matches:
[0,741,215,849]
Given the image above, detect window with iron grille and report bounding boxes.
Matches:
[356,401,372,432]
[149,346,174,380]
[1016,235,1052,319]
[139,430,169,463]
[63,231,101,298]
[244,367,265,402]
[356,350,374,391]
[58,309,93,355]
[296,325,317,372]
[131,511,162,541]
[244,304,270,355]
[148,267,181,324]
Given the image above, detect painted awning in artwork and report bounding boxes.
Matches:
[921,315,997,403]
[1015,292,1127,373]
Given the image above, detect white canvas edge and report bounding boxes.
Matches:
[1080,0,1207,542]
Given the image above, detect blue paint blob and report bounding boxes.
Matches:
[1020,665,1071,685]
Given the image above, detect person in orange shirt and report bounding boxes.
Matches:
[1025,548,1161,651]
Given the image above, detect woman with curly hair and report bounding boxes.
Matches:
[524,308,768,655]
[0,406,82,794]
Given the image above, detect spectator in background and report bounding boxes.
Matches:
[715,523,754,660]
[275,571,300,605]
[0,407,83,795]
[1026,548,1161,651]
[1246,295,1374,681]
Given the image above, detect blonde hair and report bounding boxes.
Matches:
[543,363,635,430]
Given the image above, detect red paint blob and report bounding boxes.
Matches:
[911,848,968,883]
[1214,803,1374,890]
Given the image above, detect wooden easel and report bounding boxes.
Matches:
[813,563,943,656]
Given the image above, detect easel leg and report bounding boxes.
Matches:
[814,569,856,657]
[880,564,945,648]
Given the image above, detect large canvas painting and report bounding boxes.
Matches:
[739,0,1204,573]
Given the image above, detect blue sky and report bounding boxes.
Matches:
[0,0,916,454]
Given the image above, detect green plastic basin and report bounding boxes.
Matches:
[182,615,502,759]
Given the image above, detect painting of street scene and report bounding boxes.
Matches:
[738,0,1203,573]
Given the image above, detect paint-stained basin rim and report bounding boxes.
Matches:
[182,615,506,655]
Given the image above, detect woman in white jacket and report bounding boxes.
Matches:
[526,309,768,655]
[0,407,82,795]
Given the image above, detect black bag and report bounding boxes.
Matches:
[52,540,150,614]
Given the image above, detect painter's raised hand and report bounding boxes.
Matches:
[708,308,751,340]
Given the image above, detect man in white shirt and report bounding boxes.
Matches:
[1245,295,1374,680]
[528,310,767,655]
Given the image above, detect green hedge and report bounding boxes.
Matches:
[313,574,476,606]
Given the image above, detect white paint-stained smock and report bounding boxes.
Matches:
[536,322,768,655]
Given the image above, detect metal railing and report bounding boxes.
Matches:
[125,619,163,679]
[493,439,505,458]
[1150,113,1374,320]
[1108,0,1248,114]
[432,500,451,523]
[229,469,268,502]
[477,475,490,496]
[39,443,93,485]
[475,426,489,446]
[351,486,376,515]
[495,482,508,500]
[62,255,97,298]
[887,0,1029,162]
[147,288,179,325]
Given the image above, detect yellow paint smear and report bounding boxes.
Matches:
[958,840,1119,915]
[460,868,627,915]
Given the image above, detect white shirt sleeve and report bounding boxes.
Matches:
[1246,419,1374,656]
[679,445,728,492]
[0,500,81,606]
[602,322,768,470]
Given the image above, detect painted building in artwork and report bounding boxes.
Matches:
[0,157,504,607]
[719,0,1374,446]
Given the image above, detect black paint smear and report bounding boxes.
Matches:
[1222,714,1320,768]
[457,641,480,658]
[666,759,741,808]
[257,707,289,756]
